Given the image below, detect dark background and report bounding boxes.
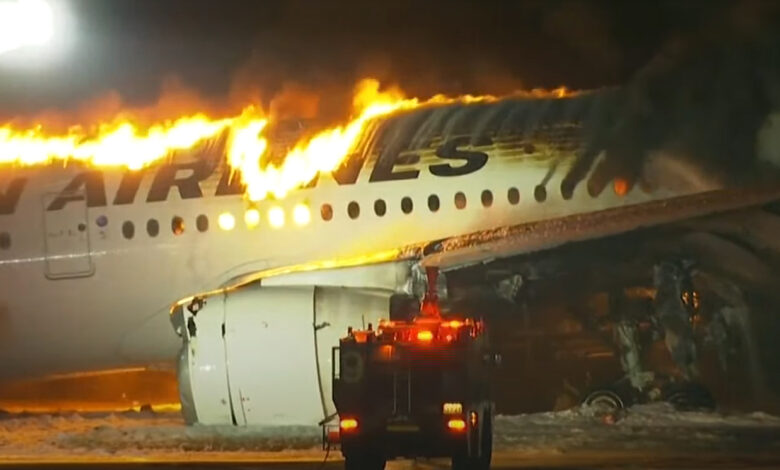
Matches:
[1,0,778,119]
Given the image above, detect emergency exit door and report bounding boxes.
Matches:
[42,191,94,279]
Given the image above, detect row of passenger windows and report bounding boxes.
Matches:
[115,216,201,239]
[114,188,525,238]
[0,187,528,246]
[325,188,521,221]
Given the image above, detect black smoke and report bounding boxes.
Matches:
[562,4,780,196]
[0,1,760,117]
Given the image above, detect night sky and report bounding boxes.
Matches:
[1,0,777,118]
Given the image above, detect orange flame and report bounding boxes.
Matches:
[235,79,497,201]
[0,79,572,202]
[0,109,262,171]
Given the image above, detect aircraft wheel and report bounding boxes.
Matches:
[663,382,716,411]
[582,389,625,410]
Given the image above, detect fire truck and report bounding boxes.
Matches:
[327,278,496,470]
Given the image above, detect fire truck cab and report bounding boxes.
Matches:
[330,311,495,470]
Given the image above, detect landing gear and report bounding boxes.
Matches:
[663,382,716,411]
[653,260,700,381]
[583,389,626,410]
[583,378,716,411]
[601,260,704,408]
[582,377,640,411]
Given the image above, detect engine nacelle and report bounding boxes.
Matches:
[170,285,388,426]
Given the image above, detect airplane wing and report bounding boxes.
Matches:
[418,185,780,271]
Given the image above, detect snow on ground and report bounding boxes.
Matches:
[495,403,780,454]
[0,404,778,461]
[0,410,322,461]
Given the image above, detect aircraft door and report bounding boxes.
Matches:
[42,191,94,279]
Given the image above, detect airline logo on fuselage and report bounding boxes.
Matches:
[0,136,493,215]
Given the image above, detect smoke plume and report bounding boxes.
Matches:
[562,3,780,196]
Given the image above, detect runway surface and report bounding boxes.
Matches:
[1,451,780,470]
[0,403,778,469]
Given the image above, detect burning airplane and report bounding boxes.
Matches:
[0,73,778,422]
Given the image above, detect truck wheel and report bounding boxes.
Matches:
[344,452,386,470]
[452,412,493,470]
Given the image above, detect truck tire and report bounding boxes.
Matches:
[344,452,386,470]
[452,412,493,470]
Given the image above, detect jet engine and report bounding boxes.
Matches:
[170,284,388,426]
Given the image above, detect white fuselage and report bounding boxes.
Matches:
[0,136,684,381]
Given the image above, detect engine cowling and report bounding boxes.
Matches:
[170,284,388,426]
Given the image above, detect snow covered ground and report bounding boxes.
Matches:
[0,404,778,462]
[0,409,322,462]
[494,403,780,454]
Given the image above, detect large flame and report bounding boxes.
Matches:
[0,79,570,202]
[0,110,263,171]
[233,79,497,201]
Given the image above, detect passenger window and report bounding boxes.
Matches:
[243,210,259,229]
[171,216,185,235]
[321,203,333,221]
[534,185,547,202]
[374,199,387,217]
[122,221,135,240]
[348,201,360,219]
[481,190,493,208]
[147,219,159,237]
[428,194,440,212]
[507,187,520,205]
[196,215,209,232]
[268,207,285,228]
[0,232,10,250]
[96,215,108,228]
[454,192,467,210]
[401,197,413,214]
